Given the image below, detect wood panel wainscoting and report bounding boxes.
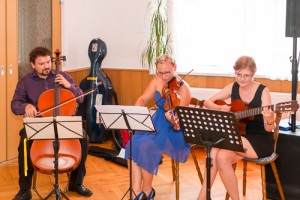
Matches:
[67,67,298,107]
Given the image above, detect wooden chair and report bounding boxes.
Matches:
[30,139,82,198]
[171,97,204,200]
[189,97,204,185]
[225,113,285,200]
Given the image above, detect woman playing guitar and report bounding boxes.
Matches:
[198,56,276,200]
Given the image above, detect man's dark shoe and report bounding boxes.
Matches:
[68,184,93,197]
[12,189,32,200]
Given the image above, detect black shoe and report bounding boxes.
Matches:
[146,188,155,200]
[134,191,147,200]
[68,184,93,197]
[12,190,32,200]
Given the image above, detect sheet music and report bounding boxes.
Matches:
[24,116,84,140]
[95,105,155,132]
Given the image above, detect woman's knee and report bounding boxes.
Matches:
[215,150,237,169]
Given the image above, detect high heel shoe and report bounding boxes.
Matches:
[134,191,147,200]
[146,188,155,200]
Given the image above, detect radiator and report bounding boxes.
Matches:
[190,87,300,121]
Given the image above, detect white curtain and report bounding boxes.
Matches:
[171,0,299,80]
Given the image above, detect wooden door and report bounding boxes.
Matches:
[0,0,21,162]
[6,0,22,160]
[0,0,7,162]
[0,0,62,163]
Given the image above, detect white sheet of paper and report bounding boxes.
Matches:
[24,116,83,140]
[95,105,155,132]
[117,148,126,159]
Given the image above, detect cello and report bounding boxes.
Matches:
[30,49,82,199]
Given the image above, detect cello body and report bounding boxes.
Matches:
[78,38,117,143]
[31,49,82,191]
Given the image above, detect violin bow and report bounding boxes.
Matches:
[36,88,96,117]
[177,69,194,86]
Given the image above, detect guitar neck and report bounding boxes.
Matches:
[234,104,275,119]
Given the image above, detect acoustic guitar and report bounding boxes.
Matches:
[215,99,299,135]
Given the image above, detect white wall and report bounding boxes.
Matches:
[61,0,150,70]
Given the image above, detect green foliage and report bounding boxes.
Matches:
[141,0,172,71]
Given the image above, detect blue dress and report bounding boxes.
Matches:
[125,92,190,175]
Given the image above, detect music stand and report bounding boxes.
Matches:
[23,116,84,200]
[95,105,155,200]
[175,106,244,200]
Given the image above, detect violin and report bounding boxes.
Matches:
[162,76,182,111]
[151,69,193,130]
[162,76,183,130]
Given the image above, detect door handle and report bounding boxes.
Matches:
[1,65,4,76]
[9,64,13,75]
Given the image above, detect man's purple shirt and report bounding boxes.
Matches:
[11,70,83,115]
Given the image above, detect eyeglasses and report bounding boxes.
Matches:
[235,73,253,79]
[156,70,172,77]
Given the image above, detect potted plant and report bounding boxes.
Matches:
[141,0,172,73]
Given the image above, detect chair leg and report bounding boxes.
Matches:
[171,159,179,200]
[32,170,37,190]
[31,170,43,199]
[190,146,204,184]
[64,172,71,193]
[225,191,230,200]
[243,160,247,196]
[175,161,179,200]
[270,162,285,200]
[171,159,176,181]
[260,165,268,200]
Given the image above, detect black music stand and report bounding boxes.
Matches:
[175,106,244,200]
[23,116,84,200]
[95,105,155,200]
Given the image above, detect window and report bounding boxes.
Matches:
[171,0,299,80]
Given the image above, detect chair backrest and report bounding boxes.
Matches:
[273,113,282,153]
[190,97,204,108]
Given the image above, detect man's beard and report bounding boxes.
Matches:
[37,68,51,77]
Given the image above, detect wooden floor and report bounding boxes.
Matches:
[0,140,262,200]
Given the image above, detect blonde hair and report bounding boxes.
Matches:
[155,54,176,66]
[233,56,256,72]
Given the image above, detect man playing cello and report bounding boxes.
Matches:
[11,46,93,200]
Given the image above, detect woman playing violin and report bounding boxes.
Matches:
[125,54,191,200]
[11,47,92,200]
[198,56,276,200]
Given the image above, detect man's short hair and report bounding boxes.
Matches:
[29,46,52,64]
